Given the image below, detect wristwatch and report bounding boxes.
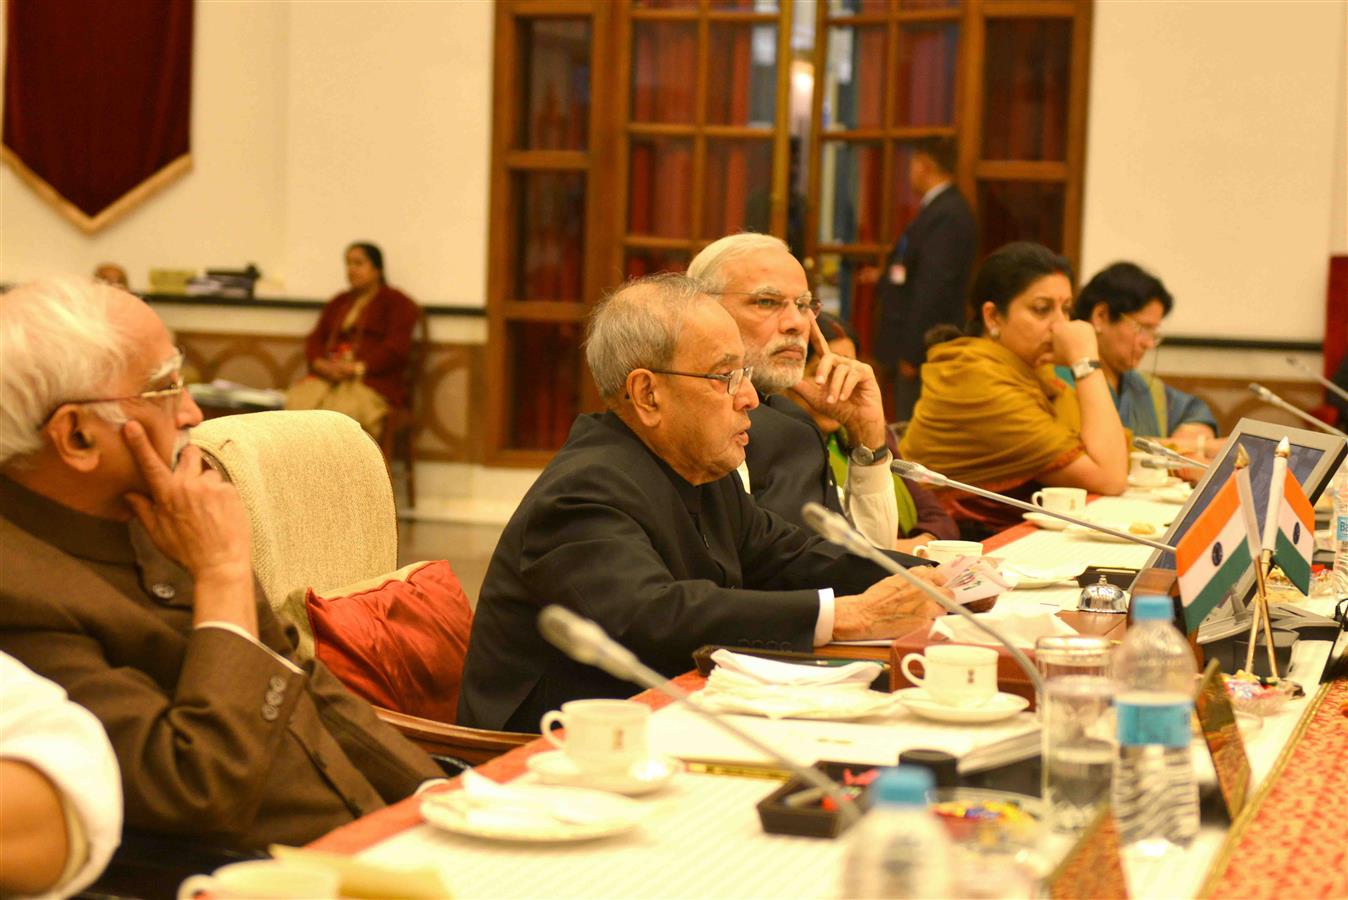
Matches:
[850,444,892,467]
[1070,358,1102,380]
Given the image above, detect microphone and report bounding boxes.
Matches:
[1133,436,1209,470]
[800,502,1044,700]
[1140,457,1194,471]
[537,605,864,826]
[1286,356,1348,404]
[891,460,1176,552]
[1249,383,1348,437]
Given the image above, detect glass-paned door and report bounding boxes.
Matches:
[808,1,962,358]
[966,6,1092,264]
[486,2,613,464]
[613,0,794,280]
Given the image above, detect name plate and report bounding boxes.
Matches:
[1195,658,1252,821]
[1046,806,1128,900]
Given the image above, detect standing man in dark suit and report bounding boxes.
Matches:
[871,136,977,422]
[457,274,949,732]
[0,277,443,851]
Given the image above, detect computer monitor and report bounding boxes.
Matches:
[1138,417,1346,629]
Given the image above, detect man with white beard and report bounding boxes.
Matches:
[688,234,899,547]
[0,277,441,852]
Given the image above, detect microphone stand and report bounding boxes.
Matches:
[537,605,864,826]
[1139,458,1197,471]
[1133,436,1209,471]
[1249,383,1348,438]
[890,460,1176,553]
[800,502,1044,700]
[1286,355,1348,404]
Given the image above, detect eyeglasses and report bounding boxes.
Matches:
[710,290,822,319]
[648,366,754,395]
[39,355,188,430]
[1121,313,1164,345]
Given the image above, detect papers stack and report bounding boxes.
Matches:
[649,702,1039,775]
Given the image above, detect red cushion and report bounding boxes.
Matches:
[305,560,471,724]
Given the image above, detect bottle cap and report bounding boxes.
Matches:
[898,749,959,789]
[873,766,934,806]
[1132,594,1172,621]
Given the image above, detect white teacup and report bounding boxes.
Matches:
[541,699,649,775]
[178,860,339,900]
[1030,487,1086,514]
[914,539,983,565]
[900,644,999,707]
[1129,451,1168,486]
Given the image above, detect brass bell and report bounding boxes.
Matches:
[1079,575,1129,614]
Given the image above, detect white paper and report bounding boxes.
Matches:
[929,608,1076,648]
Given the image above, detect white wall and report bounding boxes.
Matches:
[0,0,493,307]
[0,0,291,290]
[1081,0,1348,342]
[281,1,492,304]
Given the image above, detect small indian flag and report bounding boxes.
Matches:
[1176,473,1256,632]
[1271,469,1315,593]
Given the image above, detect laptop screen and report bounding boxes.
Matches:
[1143,418,1346,608]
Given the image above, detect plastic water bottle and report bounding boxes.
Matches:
[1331,463,1348,596]
[840,767,952,899]
[1111,594,1199,857]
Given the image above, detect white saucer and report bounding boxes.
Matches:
[421,783,647,843]
[526,751,680,796]
[1128,474,1178,489]
[896,688,1030,724]
[1022,511,1070,531]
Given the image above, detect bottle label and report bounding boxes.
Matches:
[1116,700,1192,748]
[1336,515,1348,541]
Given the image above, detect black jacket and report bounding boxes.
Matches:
[457,412,909,732]
[874,185,977,367]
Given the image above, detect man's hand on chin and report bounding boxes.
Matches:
[791,320,888,449]
[830,568,950,642]
[121,421,257,633]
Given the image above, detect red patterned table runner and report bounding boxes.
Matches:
[1200,672,1348,899]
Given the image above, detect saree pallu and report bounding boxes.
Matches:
[900,337,1084,535]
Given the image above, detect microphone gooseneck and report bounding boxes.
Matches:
[1133,436,1209,471]
[1286,356,1348,404]
[1140,457,1193,471]
[890,460,1175,552]
[1249,383,1348,438]
[537,605,864,826]
[801,502,1045,699]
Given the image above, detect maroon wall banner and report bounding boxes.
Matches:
[2,0,194,233]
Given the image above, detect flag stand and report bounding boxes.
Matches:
[1246,552,1280,679]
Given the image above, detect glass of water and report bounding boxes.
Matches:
[1037,636,1113,834]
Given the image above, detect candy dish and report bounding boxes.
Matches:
[1223,673,1295,717]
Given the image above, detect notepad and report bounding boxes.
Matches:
[647,703,1039,774]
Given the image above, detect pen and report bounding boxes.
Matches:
[685,762,792,781]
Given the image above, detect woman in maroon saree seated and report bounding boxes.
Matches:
[286,242,420,435]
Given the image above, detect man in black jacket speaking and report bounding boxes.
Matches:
[457,273,949,732]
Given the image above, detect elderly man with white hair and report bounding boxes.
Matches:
[0,277,442,851]
[688,233,900,549]
[458,273,948,733]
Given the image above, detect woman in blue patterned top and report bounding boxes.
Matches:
[1056,262,1218,456]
